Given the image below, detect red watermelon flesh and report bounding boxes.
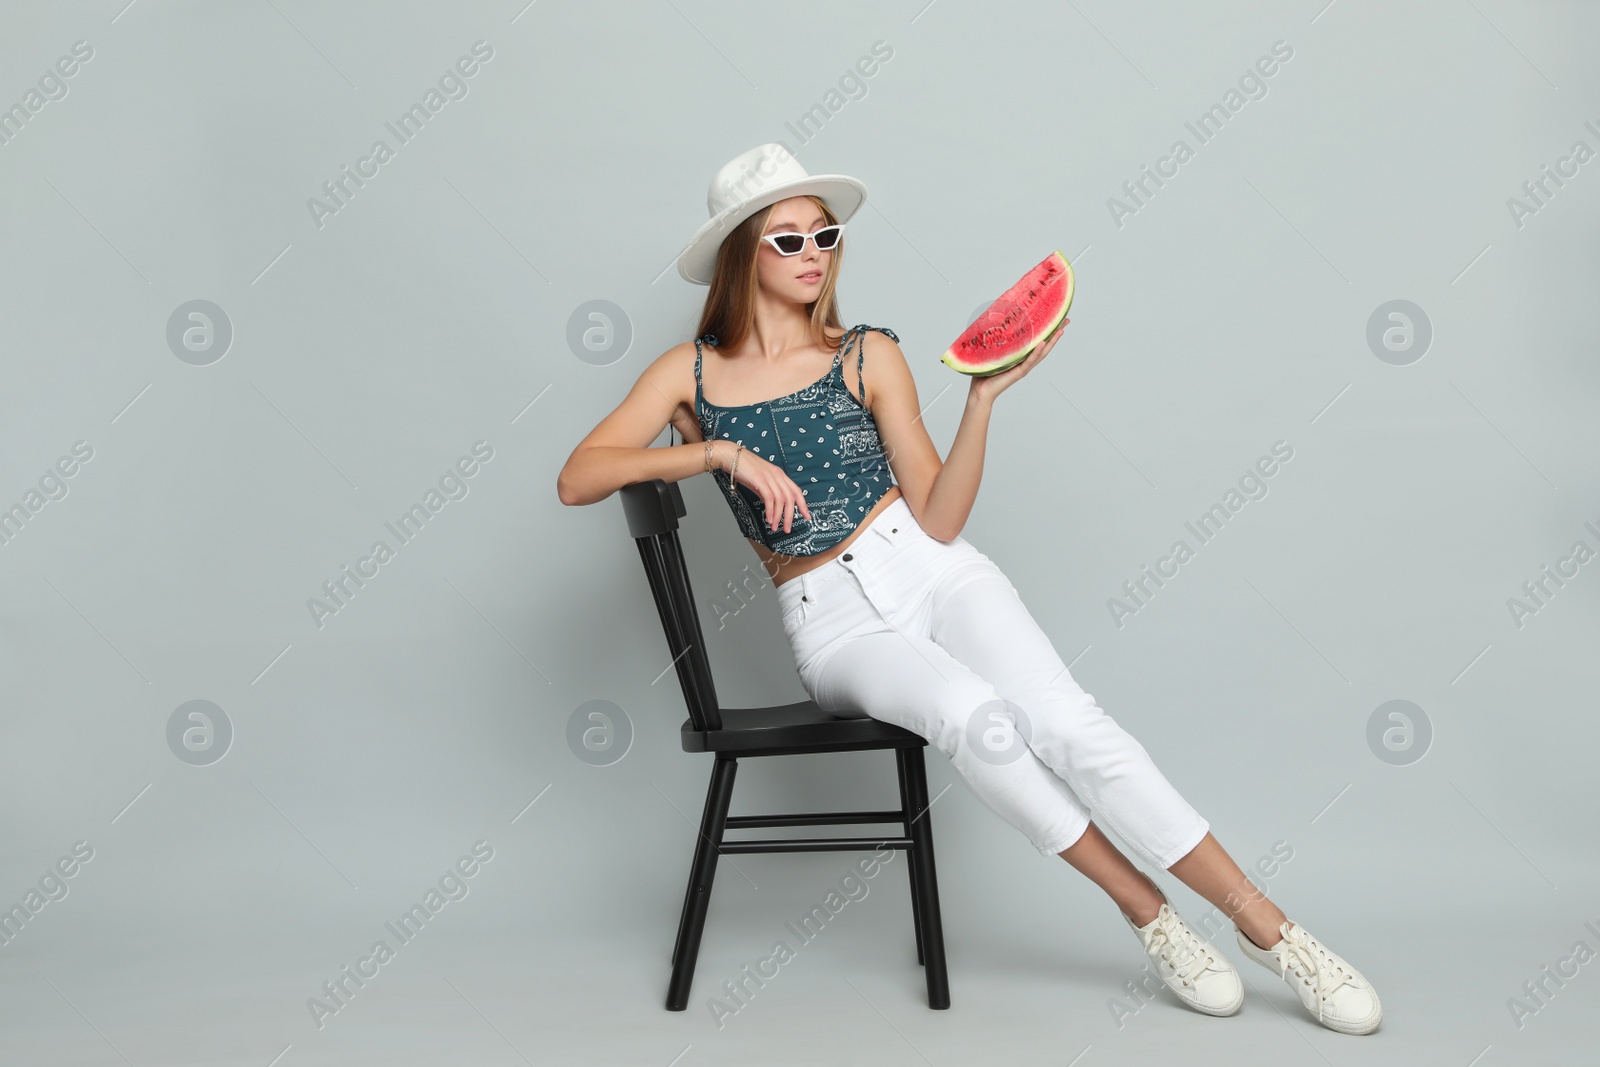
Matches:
[942,250,1074,376]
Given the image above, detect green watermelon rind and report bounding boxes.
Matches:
[942,251,1074,376]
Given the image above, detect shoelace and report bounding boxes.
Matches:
[1147,908,1216,987]
[1278,926,1361,1023]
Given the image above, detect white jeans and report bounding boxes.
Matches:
[777,494,1210,868]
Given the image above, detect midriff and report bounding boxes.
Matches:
[754,484,904,586]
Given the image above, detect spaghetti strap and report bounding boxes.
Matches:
[693,333,717,412]
[845,324,899,406]
[822,324,858,379]
[693,337,702,411]
[856,332,866,403]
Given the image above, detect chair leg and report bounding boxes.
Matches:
[670,867,692,968]
[670,790,705,969]
[901,746,951,1009]
[666,755,739,1011]
[895,747,926,967]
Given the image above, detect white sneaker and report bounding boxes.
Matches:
[1235,921,1382,1035]
[1123,889,1243,1017]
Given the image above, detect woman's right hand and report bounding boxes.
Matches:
[970,318,1069,403]
[720,444,813,533]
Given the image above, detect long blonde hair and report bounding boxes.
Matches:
[692,196,849,354]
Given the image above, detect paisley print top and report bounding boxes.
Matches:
[695,324,899,557]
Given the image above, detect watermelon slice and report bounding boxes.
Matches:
[942,250,1074,376]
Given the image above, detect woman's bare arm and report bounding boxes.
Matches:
[865,323,1067,541]
[861,331,978,542]
[556,344,726,507]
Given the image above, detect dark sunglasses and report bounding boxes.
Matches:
[758,223,845,256]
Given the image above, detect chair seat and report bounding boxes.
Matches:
[681,699,926,756]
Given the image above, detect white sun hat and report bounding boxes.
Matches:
[676,142,867,286]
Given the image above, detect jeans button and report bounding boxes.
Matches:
[801,594,808,601]
[842,552,853,561]
[891,527,897,533]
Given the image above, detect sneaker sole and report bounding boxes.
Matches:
[1314,1003,1382,1036]
[1176,983,1245,1017]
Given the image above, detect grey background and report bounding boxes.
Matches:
[1,0,1597,1064]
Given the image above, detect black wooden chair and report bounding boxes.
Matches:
[619,478,951,1012]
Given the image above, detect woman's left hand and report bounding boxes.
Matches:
[969,318,1068,403]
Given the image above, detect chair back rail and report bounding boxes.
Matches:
[621,479,723,732]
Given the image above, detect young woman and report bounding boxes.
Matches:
[557,144,1382,1035]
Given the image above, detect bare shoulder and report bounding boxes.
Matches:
[657,337,700,369]
[639,338,700,403]
[858,325,906,359]
[569,339,704,454]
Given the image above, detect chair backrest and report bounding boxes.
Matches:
[619,479,723,733]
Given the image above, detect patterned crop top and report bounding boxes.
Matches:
[695,324,899,557]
